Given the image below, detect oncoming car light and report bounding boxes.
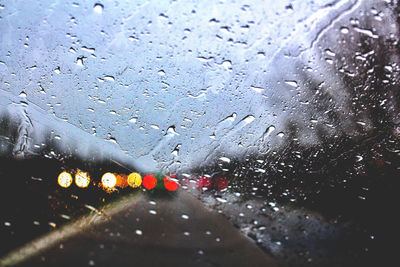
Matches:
[58,171,73,188]
[102,172,117,188]
[75,171,90,188]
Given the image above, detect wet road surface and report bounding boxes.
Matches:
[2,191,276,267]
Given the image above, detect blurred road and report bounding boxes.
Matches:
[2,191,276,267]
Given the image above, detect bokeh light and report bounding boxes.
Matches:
[142,174,157,190]
[75,171,90,188]
[163,177,179,191]
[58,171,73,188]
[127,172,142,188]
[198,176,212,191]
[102,172,117,188]
[116,174,128,188]
[214,177,229,191]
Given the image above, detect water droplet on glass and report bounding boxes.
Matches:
[104,75,115,82]
[93,3,104,14]
[76,57,84,67]
[135,229,143,235]
[222,60,232,70]
[284,80,298,87]
[265,125,275,137]
[251,85,264,93]
[216,197,227,203]
[219,157,231,163]
[340,27,349,34]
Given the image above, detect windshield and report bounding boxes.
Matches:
[0,0,399,266]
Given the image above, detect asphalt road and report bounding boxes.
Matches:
[1,191,277,267]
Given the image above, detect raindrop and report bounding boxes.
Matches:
[222,60,232,70]
[325,49,336,56]
[219,157,231,163]
[135,229,143,235]
[81,46,95,54]
[285,4,293,10]
[325,58,334,65]
[104,75,115,82]
[216,197,227,203]
[93,3,104,14]
[167,126,179,135]
[264,125,275,137]
[353,27,378,38]
[340,27,349,34]
[76,57,84,67]
[209,18,219,25]
[277,132,284,138]
[384,65,393,72]
[284,80,298,87]
[243,115,255,124]
[251,85,264,93]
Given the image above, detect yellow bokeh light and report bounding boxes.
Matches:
[102,172,117,188]
[75,171,90,188]
[58,171,73,188]
[127,172,142,188]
